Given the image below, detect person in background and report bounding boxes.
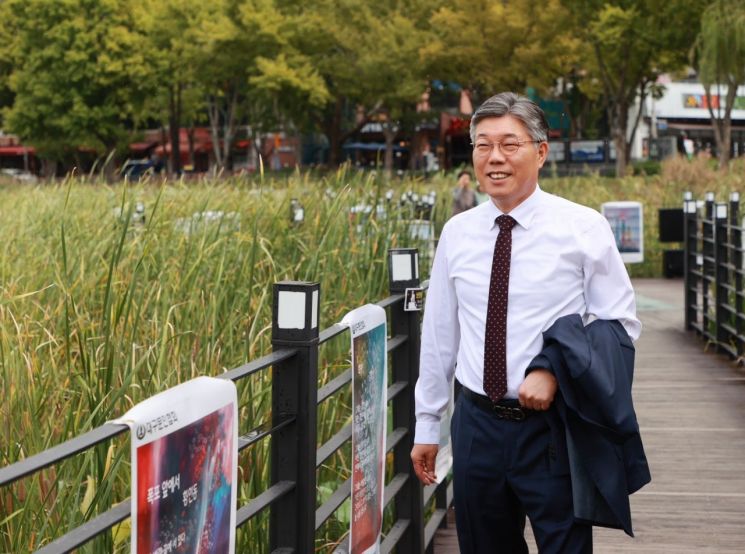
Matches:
[452,169,477,216]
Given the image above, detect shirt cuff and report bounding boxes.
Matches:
[415,421,441,445]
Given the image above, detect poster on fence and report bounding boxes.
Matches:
[601,201,644,263]
[115,376,238,554]
[341,304,387,554]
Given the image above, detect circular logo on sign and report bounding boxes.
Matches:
[136,425,146,440]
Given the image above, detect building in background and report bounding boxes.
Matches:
[632,80,745,161]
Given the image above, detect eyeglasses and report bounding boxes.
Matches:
[472,138,542,157]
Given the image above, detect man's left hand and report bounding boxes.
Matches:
[518,369,557,411]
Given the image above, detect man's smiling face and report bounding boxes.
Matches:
[472,115,548,213]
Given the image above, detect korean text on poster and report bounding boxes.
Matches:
[115,376,238,554]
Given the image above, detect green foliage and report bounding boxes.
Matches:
[631,159,662,176]
[562,0,705,174]
[427,0,580,96]
[134,1,211,132]
[695,0,745,88]
[2,0,154,161]
[693,0,745,168]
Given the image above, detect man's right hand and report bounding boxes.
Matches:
[411,443,439,485]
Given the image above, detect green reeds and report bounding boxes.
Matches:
[0,170,435,552]
[1,160,742,551]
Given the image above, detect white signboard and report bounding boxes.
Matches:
[116,376,238,554]
[601,201,644,263]
[570,140,605,163]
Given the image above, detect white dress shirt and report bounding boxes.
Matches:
[414,186,641,444]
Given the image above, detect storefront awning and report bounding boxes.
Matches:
[0,146,35,156]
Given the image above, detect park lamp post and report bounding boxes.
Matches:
[388,248,419,293]
[289,198,304,224]
[730,192,740,219]
[716,202,728,221]
[272,281,319,343]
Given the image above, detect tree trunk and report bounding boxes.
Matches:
[609,101,630,177]
[168,84,182,176]
[324,98,344,166]
[382,123,396,179]
[706,83,737,169]
[408,129,426,171]
[42,158,58,180]
[718,117,732,169]
[187,126,195,170]
[323,97,380,167]
[206,95,223,170]
[160,126,169,174]
[221,88,238,172]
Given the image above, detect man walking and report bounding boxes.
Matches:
[411,92,643,552]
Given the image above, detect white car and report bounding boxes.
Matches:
[0,168,38,183]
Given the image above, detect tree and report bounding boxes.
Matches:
[342,3,435,175]
[178,0,328,172]
[694,0,745,169]
[282,0,442,168]
[284,0,380,166]
[3,0,154,176]
[135,0,210,176]
[0,5,15,129]
[425,0,581,99]
[563,0,704,176]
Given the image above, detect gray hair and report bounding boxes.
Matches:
[469,92,549,144]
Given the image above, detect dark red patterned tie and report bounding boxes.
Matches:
[484,214,516,402]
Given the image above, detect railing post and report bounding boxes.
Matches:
[388,248,425,554]
[715,202,730,352]
[730,192,742,356]
[270,281,320,553]
[702,192,715,340]
[684,193,698,331]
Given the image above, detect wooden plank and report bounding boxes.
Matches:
[433,279,745,553]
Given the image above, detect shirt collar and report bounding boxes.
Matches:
[485,185,543,230]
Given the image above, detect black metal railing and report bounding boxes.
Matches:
[0,249,453,554]
[684,191,745,359]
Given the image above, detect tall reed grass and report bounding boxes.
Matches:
[0,159,742,551]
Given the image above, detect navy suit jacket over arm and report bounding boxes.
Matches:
[527,314,651,536]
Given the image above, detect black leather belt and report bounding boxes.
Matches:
[461,386,534,421]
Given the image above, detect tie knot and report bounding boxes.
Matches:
[496,214,516,231]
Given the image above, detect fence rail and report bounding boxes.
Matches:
[0,249,453,554]
[684,191,745,359]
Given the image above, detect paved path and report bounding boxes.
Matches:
[434,278,745,552]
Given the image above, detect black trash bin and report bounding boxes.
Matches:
[659,208,684,242]
[663,249,684,278]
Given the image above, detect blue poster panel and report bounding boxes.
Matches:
[341,304,387,554]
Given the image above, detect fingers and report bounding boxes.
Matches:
[518,370,557,411]
[415,460,437,485]
[411,445,438,485]
[518,396,552,411]
[518,386,552,411]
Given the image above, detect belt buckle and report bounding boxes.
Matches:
[492,404,526,421]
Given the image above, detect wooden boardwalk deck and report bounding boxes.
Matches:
[433,278,745,553]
